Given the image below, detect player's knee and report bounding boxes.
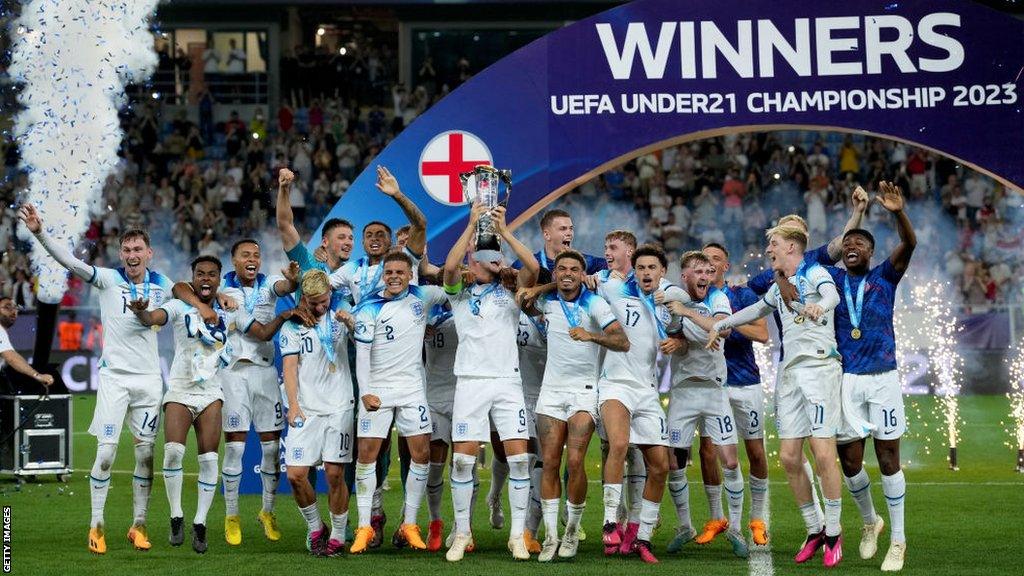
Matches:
[287,466,308,485]
[645,455,668,482]
[324,466,345,486]
[134,442,154,475]
[95,443,118,472]
[875,442,901,475]
[566,451,585,472]
[779,448,803,473]
[606,436,629,460]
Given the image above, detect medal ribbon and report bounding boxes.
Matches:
[359,257,385,301]
[315,311,337,366]
[558,289,583,329]
[844,274,866,334]
[469,282,500,316]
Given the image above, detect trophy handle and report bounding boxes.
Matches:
[459,165,512,208]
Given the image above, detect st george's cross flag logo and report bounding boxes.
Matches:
[418,130,493,205]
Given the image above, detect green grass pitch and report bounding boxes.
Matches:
[4,394,1022,575]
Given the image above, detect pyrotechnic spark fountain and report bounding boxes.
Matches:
[9,0,159,302]
[912,281,964,470]
[753,341,779,459]
[1006,343,1024,473]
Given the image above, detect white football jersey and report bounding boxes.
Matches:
[764,264,840,368]
[279,311,353,415]
[221,273,286,367]
[517,312,547,398]
[446,281,521,378]
[424,305,458,402]
[539,289,618,392]
[353,285,447,392]
[597,275,675,389]
[329,247,422,305]
[160,299,237,393]
[670,287,731,386]
[89,267,174,375]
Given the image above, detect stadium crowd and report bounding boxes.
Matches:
[1,45,1022,314]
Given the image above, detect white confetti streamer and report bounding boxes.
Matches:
[9,0,159,303]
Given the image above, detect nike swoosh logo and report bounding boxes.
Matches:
[517,428,527,433]
[380,317,393,324]
[513,485,527,491]
[202,488,214,493]
[420,423,430,430]
[884,429,897,435]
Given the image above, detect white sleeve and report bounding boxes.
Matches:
[33,230,95,282]
[356,339,373,390]
[329,266,350,291]
[817,279,840,313]
[591,296,618,330]
[713,297,774,331]
[661,285,693,305]
[423,286,448,308]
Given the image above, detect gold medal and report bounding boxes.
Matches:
[851,328,862,340]
[794,315,805,324]
[228,322,236,331]
[151,325,161,332]
[214,341,224,350]
[328,363,336,373]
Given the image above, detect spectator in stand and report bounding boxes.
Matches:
[225,38,247,73]
[838,134,860,179]
[721,167,745,225]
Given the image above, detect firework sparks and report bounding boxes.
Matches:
[911,280,964,470]
[753,341,779,459]
[1007,342,1024,472]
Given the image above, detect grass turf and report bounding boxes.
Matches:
[3,394,1022,575]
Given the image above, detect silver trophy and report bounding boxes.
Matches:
[460,165,512,262]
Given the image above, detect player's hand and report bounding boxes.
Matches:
[653,290,666,305]
[491,205,508,236]
[197,302,219,324]
[460,267,475,286]
[35,373,54,387]
[704,329,722,350]
[335,310,355,330]
[284,307,315,327]
[216,293,238,312]
[852,185,869,213]
[288,406,306,427]
[362,394,382,411]
[803,303,824,322]
[312,245,328,264]
[498,266,518,292]
[876,180,905,213]
[776,274,798,312]
[424,325,437,340]
[283,261,301,284]
[468,202,488,227]
[516,286,540,309]
[666,301,687,317]
[375,165,401,197]
[659,337,687,355]
[610,270,627,281]
[568,327,593,342]
[279,168,294,187]
[127,298,150,313]
[17,204,42,234]
[582,274,599,290]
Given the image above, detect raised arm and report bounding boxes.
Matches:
[877,181,917,274]
[827,186,868,261]
[273,261,302,296]
[443,203,486,287]
[276,168,301,252]
[375,166,427,257]
[19,205,94,281]
[172,282,219,324]
[247,308,312,341]
[493,206,539,288]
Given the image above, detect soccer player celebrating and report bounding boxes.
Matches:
[524,250,629,562]
[830,181,915,572]
[279,270,355,556]
[661,251,744,556]
[128,256,236,554]
[21,205,174,554]
[218,240,302,545]
[331,165,428,304]
[707,226,846,568]
[348,252,449,553]
[514,209,606,283]
[594,242,680,564]
[441,202,539,561]
[277,168,354,276]
[703,242,772,548]
[423,299,460,550]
